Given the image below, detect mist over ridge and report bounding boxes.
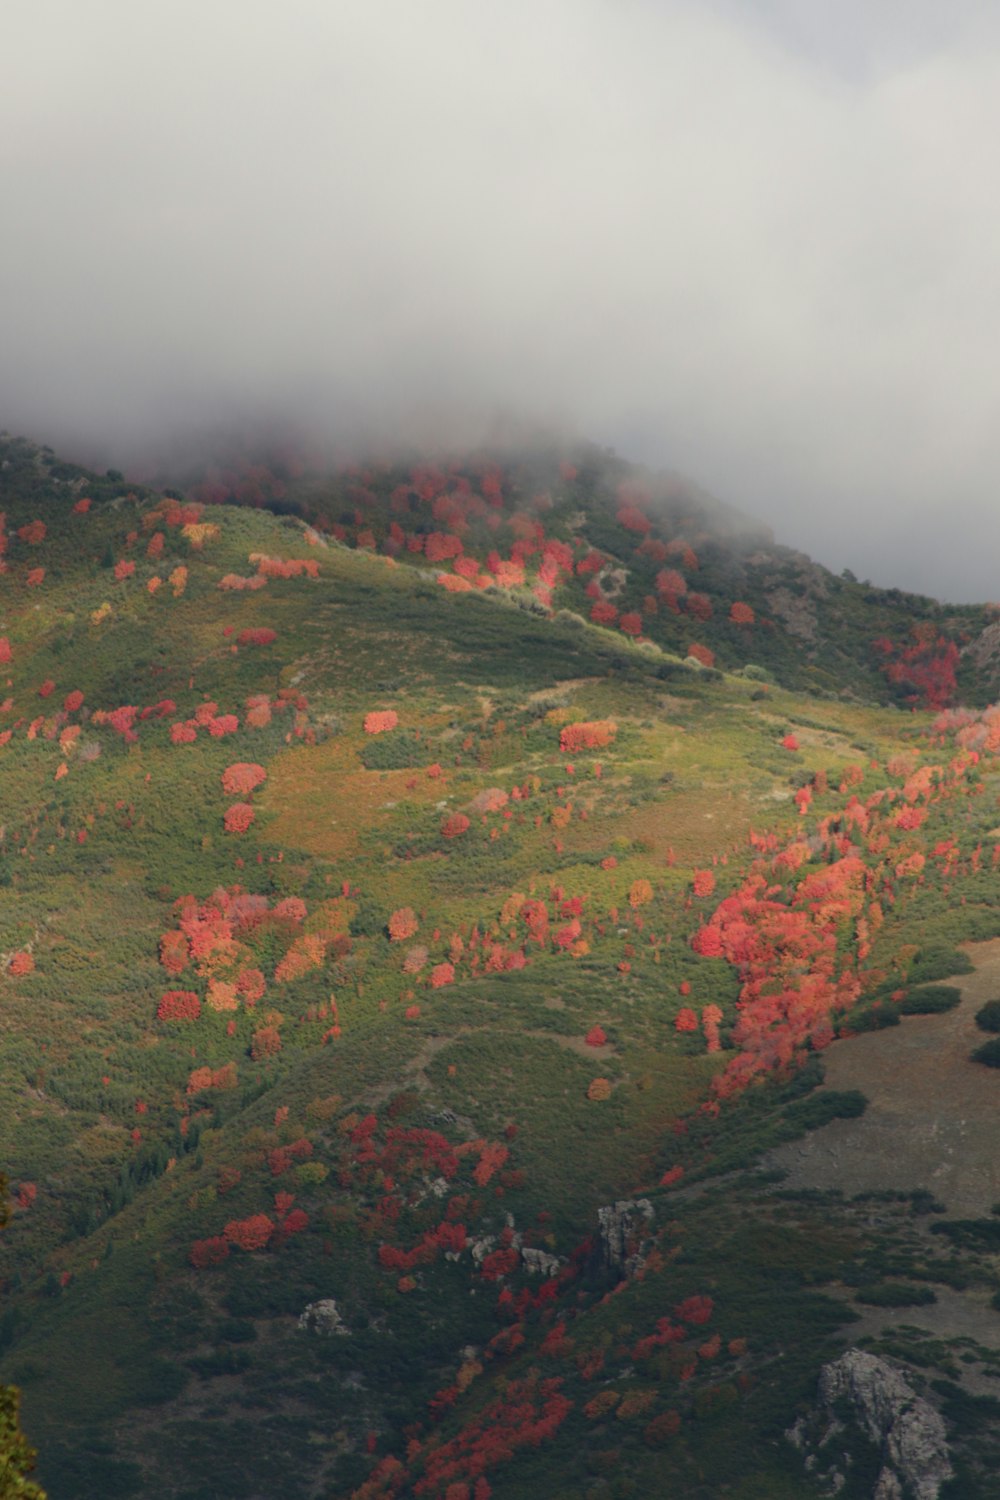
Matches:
[5,0,1000,600]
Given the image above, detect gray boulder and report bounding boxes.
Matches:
[595,1198,655,1280]
[788,1348,952,1500]
[298,1298,349,1336]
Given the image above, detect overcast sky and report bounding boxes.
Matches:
[4,0,1000,600]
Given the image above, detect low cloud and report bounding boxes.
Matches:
[4,0,1000,598]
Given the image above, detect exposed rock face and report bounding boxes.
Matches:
[787,1348,952,1500]
[521,1247,562,1278]
[595,1199,655,1280]
[465,1220,563,1277]
[766,585,819,643]
[298,1299,349,1336]
[961,618,1000,674]
[468,1233,500,1267]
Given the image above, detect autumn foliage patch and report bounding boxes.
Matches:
[223,803,255,834]
[157,990,201,1023]
[221,762,267,796]
[559,720,617,753]
[364,710,399,734]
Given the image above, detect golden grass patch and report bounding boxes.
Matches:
[264,738,447,858]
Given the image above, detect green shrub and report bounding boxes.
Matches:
[899,986,961,1015]
[187,1348,252,1380]
[931,1218,1000,1249]
[971,1038,1000,1068]
[856,1283,937,1308]
[217,1319,257,1344]
[909,1189,947,1216]
[909,945,974,983]
[849,1006,901,1033]
[782,1090,867,1133]
[359,729,426,769]
[975,1000,1000,1034]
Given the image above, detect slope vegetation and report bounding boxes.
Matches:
[1,436,1000,1496]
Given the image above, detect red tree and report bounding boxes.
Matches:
[190,1236,230,1268]
[157,990,201,1022]
[224,1214,275,1251]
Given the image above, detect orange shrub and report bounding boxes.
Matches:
[559,720,617,753]
[159,930,189,973]
[223,802,255,834]
[206,979,239,1012]
[236,968,266,1004]
[251,1025,282,1060]
[221,762,267,796]
[388,907,419,942]
[223,1214,275,1251]
[364,710,399,734]
[157,990,200,1022]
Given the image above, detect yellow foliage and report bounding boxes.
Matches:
[617,1389,656,1421]
[499,892,526,927]
[181,522,220,549]
[307,1094,343,1122]
[455,1359,483,1393]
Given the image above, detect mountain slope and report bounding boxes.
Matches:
[153,433,1000,708]
[2,435,1000,1497]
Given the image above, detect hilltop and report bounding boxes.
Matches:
[2,433,1000,1498]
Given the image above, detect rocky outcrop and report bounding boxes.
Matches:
[298,1299,349,1336]
[787,1348,952,1500]
[467,1216,564,1278]
[521,1247,562,1278]
[595,1199,655,1280]
[766,585,819,643]
[961,618,1000,673]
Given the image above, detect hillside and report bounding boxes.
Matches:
[2,433,1000,1498]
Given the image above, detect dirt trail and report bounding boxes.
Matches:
[765,939,1000,1217]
